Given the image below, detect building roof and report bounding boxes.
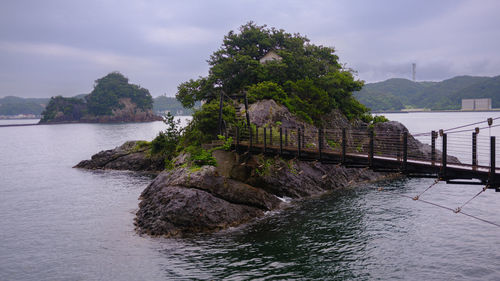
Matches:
[259,50,282,64]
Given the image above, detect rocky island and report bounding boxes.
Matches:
[75,23,445,237]
[39,72,161,123]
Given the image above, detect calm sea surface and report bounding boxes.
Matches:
[1,113,500,280]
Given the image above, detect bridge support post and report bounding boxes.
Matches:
[285,129,288,148]
[489,136,496,189]
[279,127,283,155]
[440,133,447,180]
[341,128,346,165]
[318,128,323,161]
[244,92,250,132]
[218,91,224,136]
[270,126,273,147]
[402,132,408,173]
[249,125,253,151]
[298,128,302,159]
[431,131,436,165]
[263,127,267,154]
[369,128,374,168]
[301,127,305,149]
[472,132,478,169]
[236,126,240,153]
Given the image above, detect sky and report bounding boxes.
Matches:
[1,0,500,98]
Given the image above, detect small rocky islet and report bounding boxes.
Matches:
[75,100,439,237]
[74,23,454,237]
[39,72,161,124]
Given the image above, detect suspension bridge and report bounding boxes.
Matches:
[224,116,500,191]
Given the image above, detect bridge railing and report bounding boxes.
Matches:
[226,123,499,173]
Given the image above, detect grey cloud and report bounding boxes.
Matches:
[1,0,500,98]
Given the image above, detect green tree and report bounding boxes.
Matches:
[176,22,366,124]
[39,96,87,123]
[86,72,153,115]
[181,100,236,146]
[151,112,183,157]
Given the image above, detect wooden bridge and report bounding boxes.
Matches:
[225,118,500,191]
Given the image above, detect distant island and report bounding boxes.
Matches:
[39,72,162,123]
[354,75,500,112]
[0,82,193,120]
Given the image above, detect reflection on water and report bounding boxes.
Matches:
[1,114,500,280]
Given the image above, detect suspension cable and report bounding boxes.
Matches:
[411,116,500,136]
[412,178,440,200]
[454,185,489,213]
[396,193,500,228]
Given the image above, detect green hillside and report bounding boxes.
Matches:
[355,75,498,111]
[0,96,50,116]
[153,96,199,115]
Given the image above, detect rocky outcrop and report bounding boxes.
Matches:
[136,166,282,236]
[74,141,164,172]
[79,98,162,123]
[134,151,392,236]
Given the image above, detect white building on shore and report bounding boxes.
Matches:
[461,98,492,111]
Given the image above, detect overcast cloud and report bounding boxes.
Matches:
[1,0,500,98]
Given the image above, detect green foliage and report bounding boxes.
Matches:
[327,139,340,149]
[132,141,151,152]
[86,72,153,116]
[373,115,389,123]
[247,81,289,105]
[151,112,183,160]
[216,135,233,151]
[40,96,87,123]
[181,100,236,146]
[305,143,315,149]
[176,22,366,124]
[255,157,274,176]
[185,146,217,167]
[164,158,175,170]
[360,114,389,124]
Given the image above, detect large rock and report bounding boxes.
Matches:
[243,156,386,198]
[135,166,279,236]
[74,141,164,172]
[80,98,162,123]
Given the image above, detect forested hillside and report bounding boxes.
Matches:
[0,96,50,116]
[355,75,499,111]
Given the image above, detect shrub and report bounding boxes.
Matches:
[186,146,217,167]
[151,112,183,159]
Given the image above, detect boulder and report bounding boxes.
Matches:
[135,166,279,236]
[74,141,164,172]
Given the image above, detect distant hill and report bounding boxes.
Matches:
[153,96,197,116]
[0,96,50,116]
[354,75,499,111]
[1,94,194,117]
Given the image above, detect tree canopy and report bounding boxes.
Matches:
[176,22,366,122]
[86,72,153,115]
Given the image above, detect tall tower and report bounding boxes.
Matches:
[412,63,416,81]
